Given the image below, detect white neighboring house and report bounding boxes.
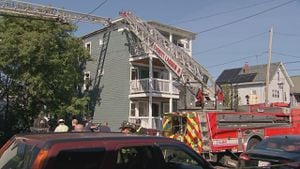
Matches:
[216,62,294,106]
[291,75,300,106]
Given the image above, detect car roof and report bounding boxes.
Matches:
[12,132,178,148]
[266,135,300,140]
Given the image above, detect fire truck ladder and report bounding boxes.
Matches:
[198,113,212,153]
[119,11,215,96]
[0,0,109,25]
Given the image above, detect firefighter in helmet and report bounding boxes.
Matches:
[119,121,136,134]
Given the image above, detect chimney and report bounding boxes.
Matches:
[243,62,249,73]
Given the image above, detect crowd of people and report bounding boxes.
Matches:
[31,113,111,133]
[31,113,149,135]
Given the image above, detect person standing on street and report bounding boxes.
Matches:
[54,119,69,132]
[71,119,79,131]
[99,122,111,132]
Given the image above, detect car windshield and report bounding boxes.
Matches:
[0,139,40,169]
[255,137,300,153]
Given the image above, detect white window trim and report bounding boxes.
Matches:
[85,41,91,55]
[99,39,103,46]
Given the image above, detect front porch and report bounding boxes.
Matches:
[129,99,178,130]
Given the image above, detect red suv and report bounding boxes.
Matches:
[0,132,213,169]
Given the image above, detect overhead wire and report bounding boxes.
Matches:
[272,51,300,58]
[287,69,300,72]
[193,31,268,55]
[75,0,108,24]
[274,32,300,38]
[197,0,297,34]
[206,51,267,68]
[171,0,277,25]
[284,61,300,64]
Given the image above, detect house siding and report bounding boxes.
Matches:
[238,85,264,105]
[268,67,290,104]
[83,28,131,131]
[237,66,290,105]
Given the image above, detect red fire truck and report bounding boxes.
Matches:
[162,104,300,167]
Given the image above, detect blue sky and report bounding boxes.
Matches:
[27,0,300,79]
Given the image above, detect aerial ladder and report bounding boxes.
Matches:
[0,0,217,110]
[0,0,109,25]
[119,12,216,103]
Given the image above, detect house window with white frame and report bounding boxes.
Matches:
[162,103,169,113]
[99,39,103,46]
[251,90,257,95]
[85,42,91,55]
[272,90,279,98]
[284,92,287,102]
[138,102,148,116]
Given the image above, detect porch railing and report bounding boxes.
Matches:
[130,78,179,94]
[129,116,162,131]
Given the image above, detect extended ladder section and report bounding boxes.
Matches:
[198,113,212,152]
[0,0,109,25]
[217,111,291,129]
[119,12,215,95]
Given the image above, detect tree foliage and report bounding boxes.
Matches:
[221,84,240,109]
[221,84,232,108]
[0,16,89,133]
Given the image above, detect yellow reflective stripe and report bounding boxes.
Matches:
[162,117,170,129]
[186,125,197,138]
[185,135,192,145]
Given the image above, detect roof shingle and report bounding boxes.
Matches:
[216,62,281,84]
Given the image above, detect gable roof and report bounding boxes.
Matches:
[216,62,293,86]
[291,76,300,93]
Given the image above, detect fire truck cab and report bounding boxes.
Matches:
[162,105,300,167]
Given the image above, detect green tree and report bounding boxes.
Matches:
[222,84,232,108]
[0,16,89,134]
[221,84,241,109]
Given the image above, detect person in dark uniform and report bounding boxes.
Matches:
[135,119,147,135]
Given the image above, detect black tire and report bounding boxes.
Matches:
[246,137,261,151]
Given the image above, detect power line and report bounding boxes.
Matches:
[287,69,300,72]
[171,0,277,25]
[197,0,296,34]
[274,32,300,38]
[206,52,266,68]
[75,0,108,24]
[194,31,267,55]
[272,51,300,58]
[284,61,300,64]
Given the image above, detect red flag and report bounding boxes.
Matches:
[196,88,204,103]
[216,85,224,102]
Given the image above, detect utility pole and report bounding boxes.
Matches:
[265,27,273,105]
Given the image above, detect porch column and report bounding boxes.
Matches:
[149,54,153,128]
[169,71,173,113]
[169,33,173,43]
[189,39,192,56]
